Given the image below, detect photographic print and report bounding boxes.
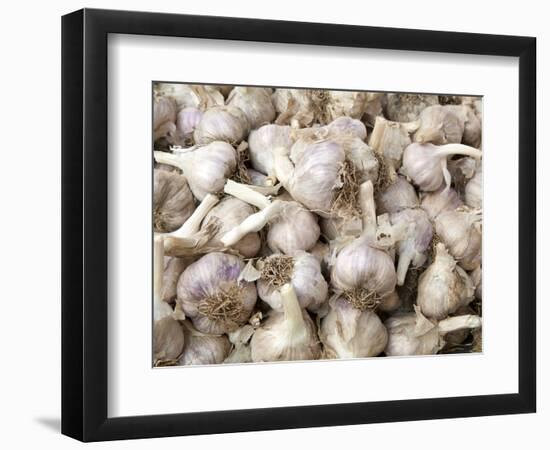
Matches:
[152,84,483,367]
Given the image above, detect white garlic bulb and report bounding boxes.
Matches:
[201,197,261,258]
[154,142,237,200]
[420,185,463,220]
[176,252,257,334]
[401,142,482,191]
[320,296,388,359]
[465,165,482,208]
[153,169,195,233]
[325,116,367,140]
[435,208,482,270]
[369,116,418,183]
[250,284,321,362]
[390,208,433,285]
[257,252,328,313]
[171,107,203,146]
[272,88,327,127]
[226,87,276,129]
[323,90,368,123]
[414,104,481,148]
[178,321,231,366]
[376,176,419,214]
[417,243,475,320]
[248,124,293,180]
[384,306,482,356]
[193,106,249,145]
[155,83,224,111]
[331,181,397,303]
[385,93,439,122]
[153,95,177,141]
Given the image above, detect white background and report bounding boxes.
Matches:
[109,35,518,417]
[0,0,546,448]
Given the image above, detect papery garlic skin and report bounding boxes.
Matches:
[153,96,177,141]
[202,197,261,258]
[257,252,328,313]
[171,107,203,146]
[320,215,363,241]
[435,208,482,270]
[177,252,257,334]
[162,256,194,303]
[153,317,185,364]
[155,142,237,200]
[390,208,433,285]
[272,89,326,127]
[248,124,293,178]
[324,90,368,123]
[385,93,439,122]
[267,201,320,254]
[384,311,440,356]
[320,297,388,359]
[376,176,419,214]
[250,284,321,362]
[226,87,276,129]
[414,105,465,145]
[401,143,482,191]
[326,116,367,140]
[417,243,475,320]
[153,169,195,233]
[178,321,231,366]
[155,83,224,111]
[420,185,463,220]
[193,106,249,145]
[465,166,482,208]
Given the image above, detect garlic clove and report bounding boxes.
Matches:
[250,284,321,362]
[177,252,257,334]
[153,169,195,233]
[320,296,388,359]
[226,87,276,129]
[417,243,475,320]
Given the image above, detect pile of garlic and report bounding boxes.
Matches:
[152,85,483,366]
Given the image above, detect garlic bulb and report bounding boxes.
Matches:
[201,197,261,258]
[224,324,255,364]
[153,95,177,141]
[448,157,477,194]
[176,252,257,334]
[154,142,237,200]
[414,105,481,148]
[155,83,224,111]
[323,90,368,123]
[420,185,463,220]
[226,87,276,129]
[153,236,185,365]
[250,284,321,362]
[178,321,231,366]
[435,208,482,270]
[320,296,388,359]
[378,289,402,313]
[326,116,367,140]
[153,169,195,233]
[417,243,475,320]
[465,165,482,208]
[401,142,482,191]
[247,124,293,180]
[257,252,328,313]
[162,256,194,303]
[385,93,439,122]
[375,176,419,214]
[171,107,203,146]
[272,88,327,127]
[384,306,481,356]
[390,208,433,285]
[331,181,397,304]
[193,106,249,145]
[369,116,418,183]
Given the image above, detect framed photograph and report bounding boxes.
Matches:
[62,8,536,442]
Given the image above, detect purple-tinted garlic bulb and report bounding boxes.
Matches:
[176,252,257,334]
[171,107,203,145]
[390,208,433,285]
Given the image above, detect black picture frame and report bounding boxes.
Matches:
[62,8,536,442]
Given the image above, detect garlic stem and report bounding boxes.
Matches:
[220,200,285,247]
[359,180,377,240]
[436,144,482,160]
[154,150,191,173]
[438,314,482,335]
[396,248,414,286]
[280,283,306,336]
[224,179,271,209]
[272,147,294,186]
[169,194,219,239]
